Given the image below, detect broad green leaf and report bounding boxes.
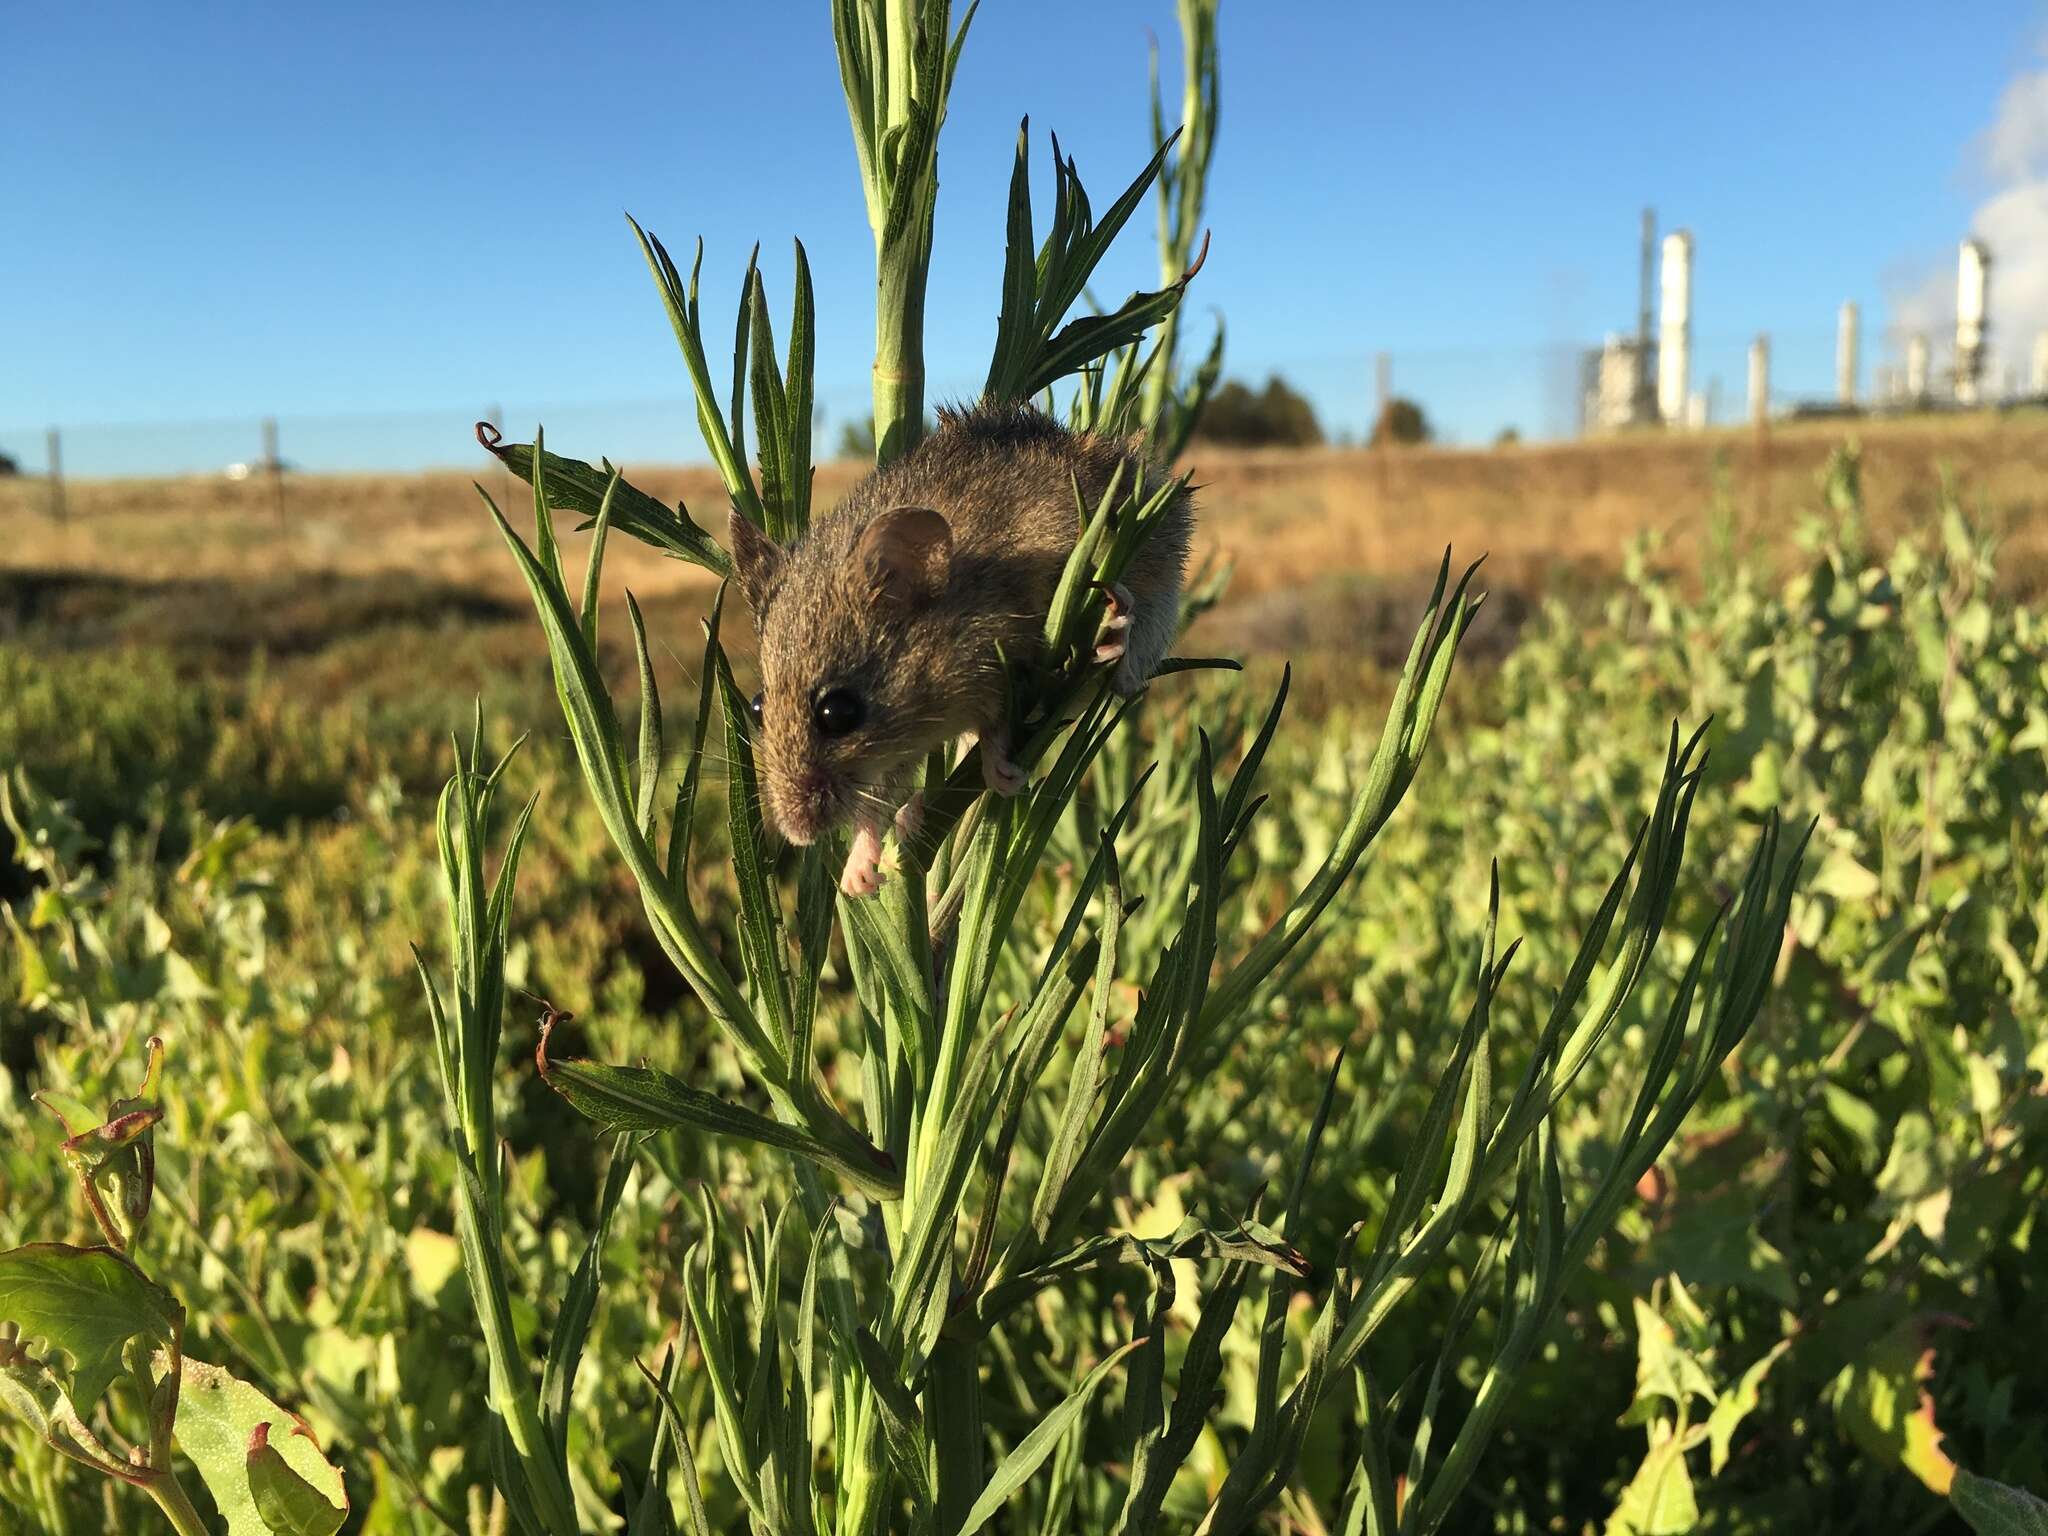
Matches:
[1809,847,1880,901]
[173,1357,348,1536]
[1605,1423,1704,1536]
[1829,1321,1957,1496]
[0,1243,181,1412]
[1638,1294,1720,1417]
[1953,1470,2048,1536]
[248,1422,348,1536]
[402,1229,461,1304]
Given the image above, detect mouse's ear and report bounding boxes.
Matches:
[858,507,952,607]
[728,508,787,619]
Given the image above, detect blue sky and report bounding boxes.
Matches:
[5,1,2044,471]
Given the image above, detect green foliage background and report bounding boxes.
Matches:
[2,444,2040,1532]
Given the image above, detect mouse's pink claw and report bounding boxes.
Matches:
[1093,582,1134,666]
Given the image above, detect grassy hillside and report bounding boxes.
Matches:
[4,413,2045,678]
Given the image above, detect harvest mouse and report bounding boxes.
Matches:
[727,400,1192,897]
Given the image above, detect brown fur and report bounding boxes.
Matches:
[729,401,1192,845]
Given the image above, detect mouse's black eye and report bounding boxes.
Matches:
[748,691,764,727]
[812,687,864,738]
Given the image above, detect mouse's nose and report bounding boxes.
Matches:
[768,770,833,845]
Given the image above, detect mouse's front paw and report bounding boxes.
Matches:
[840,822,886,898]
[839,854,884,898]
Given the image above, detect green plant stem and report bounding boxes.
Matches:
[928,1334,984,1528]
[874,254,928,466]
[143,1471,209,1536]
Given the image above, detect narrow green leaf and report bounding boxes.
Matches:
[852,1330,936,1517]
[536,1040,900,1199]
[540,1134,634,1456]
[625,592,663,837]
[713,644,795,1049]
[578,464,621,651]
[671,584,726,886]
[785,238,816,534]
[956,1338,1144,1536]
[476,429,732,574]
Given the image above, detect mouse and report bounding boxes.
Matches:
[726,399,1193,897]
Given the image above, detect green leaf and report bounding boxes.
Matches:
[0,1350,122,1472]
[713,644,794,1048]
[1953,1470,2048,1536]
[956,1338,1143,1536]
[1707,1340,1790,1476]
[625,592,664,838]
[476,424,729,576]
[173,1357,348,1536]
[623,218,767,527]
[1829,1320,1958,1495]
[402,1229,461,1305]
[636,1350,714,1536]
[536,1038,900,1199]
[248,1422,348,1536]
[541,1135,634,1457]
[0,1243,181,1413]
[1809,846,1880,901]
[1628,1295,1717,1415]
[851,1330,935,1518]
[1606,1423,1704,1536]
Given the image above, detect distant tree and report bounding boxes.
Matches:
[1370,396,1432,447]
[1494,426,1521,446]
[838,418,877,460]
[837,412,935,460]
[0,451,16,477]
[1191,374,1324,447]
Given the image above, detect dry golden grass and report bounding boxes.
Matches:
[4,412,2044,666]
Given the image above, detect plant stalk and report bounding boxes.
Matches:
[143,1471,209,1536]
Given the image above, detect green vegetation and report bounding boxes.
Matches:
[2,437,2043,1532]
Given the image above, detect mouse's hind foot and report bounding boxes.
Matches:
[980,732,1027,797]
[1092,582,1133,667]
[1100,579,1180,697]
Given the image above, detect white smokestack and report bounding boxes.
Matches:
[1748,335,1770,424]
[1836,301,1860,404]
[1957,238,1991,404]
[1906,334,1931,400]
[1658,230,1693,426]
[2032,330,2048,394]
